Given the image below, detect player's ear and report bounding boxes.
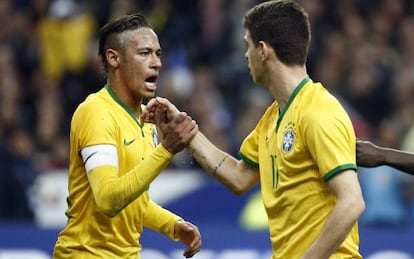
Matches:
[106,48,120,68]
[258,41,269,61]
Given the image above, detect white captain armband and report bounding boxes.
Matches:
[80,144,118,173]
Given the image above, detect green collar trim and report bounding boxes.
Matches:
[105,84,145,136]
[275,76,311,132]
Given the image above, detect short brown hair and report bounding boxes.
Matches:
[243,0,311,66]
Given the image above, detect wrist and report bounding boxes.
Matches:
[156,144,174,158]
[381,147,392,165]
[173,219,184,239]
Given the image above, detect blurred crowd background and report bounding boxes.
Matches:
[0,0,414,228]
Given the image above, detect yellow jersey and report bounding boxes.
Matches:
[239,77,360,259]
[53,85,180,259]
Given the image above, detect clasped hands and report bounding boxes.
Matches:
[142,97,198,154]
[142,97,202,257]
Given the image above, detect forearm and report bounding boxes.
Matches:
[88,144,173,217]
[143,97,259,192]
[188,132,256,194]
[144,199,182,240]
[188,132,230,175]
[383,148,414,175]
[304,197,364,258]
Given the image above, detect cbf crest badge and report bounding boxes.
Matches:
[281,127,295,153]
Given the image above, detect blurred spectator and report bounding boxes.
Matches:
[60,39,106,128]
[344,42,393,128]
[0,127,38,220]
[37,0,96,82]
[194,0,233,66]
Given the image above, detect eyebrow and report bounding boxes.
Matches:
[138,47,162,52]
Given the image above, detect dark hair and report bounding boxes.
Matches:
[98,13,152,71]
[243,0,310,66]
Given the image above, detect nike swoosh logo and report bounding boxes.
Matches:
[123,138,135,146]
[84,151,98,164]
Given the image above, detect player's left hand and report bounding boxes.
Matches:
[174,220,202,258]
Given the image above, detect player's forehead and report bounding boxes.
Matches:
[123,27,161,50]
[243,30,255,47]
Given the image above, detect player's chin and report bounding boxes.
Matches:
[143,90,156,99]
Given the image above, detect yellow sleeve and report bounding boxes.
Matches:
[144,199,182,240]
[87,144,173,217]
[303,99,356,181]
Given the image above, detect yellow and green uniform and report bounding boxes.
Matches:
[53,85,180,259]
[239,77,360,259]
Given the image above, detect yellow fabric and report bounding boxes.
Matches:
[239,77,360,259]
[53,86,180,259]
[87,144,173,217]
[37,14,96,82]
[144,199,181,241]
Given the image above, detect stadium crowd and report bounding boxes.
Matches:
[0,0,414,225]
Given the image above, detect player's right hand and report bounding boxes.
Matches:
[158,112,198,154]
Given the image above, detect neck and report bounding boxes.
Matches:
[106,79,143,117]
[267,64,307,109]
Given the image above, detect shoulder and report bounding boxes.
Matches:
[302,82,346,115]
[71,89,117,130]
[74,89,112,115]
[299,83,352,131]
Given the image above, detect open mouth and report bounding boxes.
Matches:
[145,75,158,83]
[144,75,158,91]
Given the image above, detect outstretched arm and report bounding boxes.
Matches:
[356,139,414,175]
[143,97,260,195]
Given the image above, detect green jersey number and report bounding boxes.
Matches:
[271,154,279,189]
